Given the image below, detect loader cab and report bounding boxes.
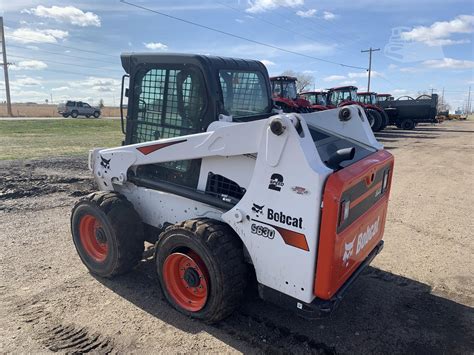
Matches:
[120,53,273,188]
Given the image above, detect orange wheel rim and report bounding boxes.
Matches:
[163,252,209,312]
[79,214,108,262]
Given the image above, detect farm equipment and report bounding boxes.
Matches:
[378,94,439,129]
[299,91,329,111]
[357,92,389,130]
[70,53,394,323]
[376,94,393,104]
[326,86,385,132]
[270,76,313,113]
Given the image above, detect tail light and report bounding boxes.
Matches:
[339,200,350,225]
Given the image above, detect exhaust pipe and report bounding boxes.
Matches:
[325,147,355,170]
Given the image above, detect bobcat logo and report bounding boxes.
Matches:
[100,156,111,169]
[251,203,264,214]
[342,237,356,267]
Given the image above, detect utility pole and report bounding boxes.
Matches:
[0,17,12,117]
[361,47,380,92]
[467,86,471,114]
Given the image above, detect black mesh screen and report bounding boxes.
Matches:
[219,70,269,118]
[131,66,207,188]
[205,173,246,203]
[133,67,206,143]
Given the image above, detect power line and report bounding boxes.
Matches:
[120,0,367,70]
[7,43,118,65]
[8,54,123,72]
[6,34,117,58]
[219,2,344,58]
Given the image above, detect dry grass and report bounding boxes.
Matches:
[0,119,123,160]
[0,103,121,117]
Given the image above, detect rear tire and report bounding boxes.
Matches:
[156,218,247,323]
[367,109,383,132]
[71,191,145,278]
[379,110,389,130]
[71,110,78,118]
[400,119,415,130]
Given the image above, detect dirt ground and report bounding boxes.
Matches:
[0,120,473,354]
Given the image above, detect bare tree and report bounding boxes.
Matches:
[281,70,314,92]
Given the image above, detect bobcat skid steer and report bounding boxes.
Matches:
[71,53,394,323]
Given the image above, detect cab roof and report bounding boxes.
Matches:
[120,52,268,74]
[300,91,327,94]
[377,93,392,97]
[270,76,297,82]
[357,92,376,95]
[328,85,358,91]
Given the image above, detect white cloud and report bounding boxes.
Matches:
[246,0,304,13]
[388,64,398,70]
[25,5,101,27]
[400,15,474,46]
[7,27,68,43]
[347,71,382,78]
[296,9,316,18]
[260,59,276,67]
[12,77,42,86]
[423,58,474,69]
[71,77,121,89]
[144,42,168,50]
[323,11,336,20]
[339,80,357,86]
[10,60,48,71]
[399,67,419,73]
[235,18,244,23]
[392,89,407,95]
[323,75,346,82]
[51,86,70,92]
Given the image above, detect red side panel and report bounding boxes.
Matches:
[314,150,394,300]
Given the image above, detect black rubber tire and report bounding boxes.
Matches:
[85,115,90,118]
[156,218,247,323]
[62,113,69,118]
[94,111,100,118]
[71,191,144,278]
[367,109,383,132]
[379,110,389,130]
[400,119,415,130]
[71,110,79,118]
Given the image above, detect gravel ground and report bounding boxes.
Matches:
[0,121,473,354]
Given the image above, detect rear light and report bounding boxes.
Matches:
[382,169,390,192]
[339,200,350,224]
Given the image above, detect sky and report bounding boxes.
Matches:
[0,0,473,110]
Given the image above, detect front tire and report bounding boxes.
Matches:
[156,218,247,323]
[400,119,415,130]
[71,192,144,278]
[94,111,101,118]
[62,113,69,118]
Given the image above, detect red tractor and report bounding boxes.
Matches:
[299,91,329,112]
[270,76,313,113]
[357,92,389,131]
[326,86,384,132]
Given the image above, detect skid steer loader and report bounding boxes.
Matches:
[71,53,394,323]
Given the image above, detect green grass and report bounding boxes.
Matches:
[0,119,124,160]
